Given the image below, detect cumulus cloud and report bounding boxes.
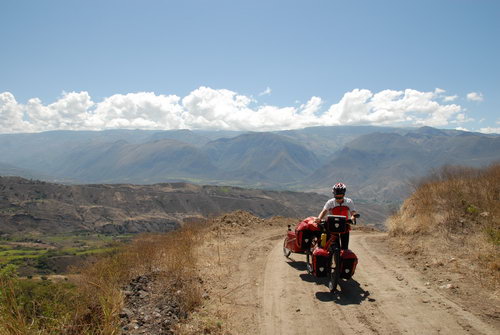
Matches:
[443,95,458,102]
[0,92,31,133]
[87,92,184,130]
[467,92,484,102]
[479,119,500,134]
[321,89,462,127]
[479,127,500,134]
[0,87,468,133]
[258,87,272,96]
[27,91,95,130]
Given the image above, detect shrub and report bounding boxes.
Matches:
[0,273,81,335]
[388,163,500,286]
[0,222,205,334]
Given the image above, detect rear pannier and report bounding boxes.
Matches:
[340,249,358,279]
[312,247,331,277]
[295,216,320,250]
[297,229,315,249]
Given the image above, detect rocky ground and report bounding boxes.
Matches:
[120,274,192,335]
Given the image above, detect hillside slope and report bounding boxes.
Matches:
[55,139,219,183]
[371,163,500,335]
[0,177,315,235]
[388,164,499,289]
[204,132,320,183]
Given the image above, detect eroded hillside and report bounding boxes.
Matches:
[387,164,499,323]
[0,177,314,234]
[0,177,391,236]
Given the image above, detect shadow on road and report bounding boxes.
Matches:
[315,279,372,305]
[284,257,372,304]
[285,259,317,282]
[298,273,317,283]
[285,259,307,271]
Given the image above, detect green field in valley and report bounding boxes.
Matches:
[0,233,132,275]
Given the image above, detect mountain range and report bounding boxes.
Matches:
[1,126,499,202]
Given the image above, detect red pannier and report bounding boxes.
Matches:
[284,230,303,253]
[340,249,358,279]
[295,216,320,250]
[312,247,331,277]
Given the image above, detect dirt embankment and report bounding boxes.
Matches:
[176,211,499,335]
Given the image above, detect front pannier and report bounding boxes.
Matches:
[312,247,331,277]
[325,215,348,233]
[340,249,358,279]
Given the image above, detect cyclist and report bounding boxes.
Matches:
[315,183,357,250]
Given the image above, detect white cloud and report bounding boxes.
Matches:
[443,95,458,102]
[0,92,31,133]
[455,127,469,131]
[88,92,184,130]
[434,88,458,102]
[258,87,272,96]
[321,88,462,127]
[451,113,473,124]
[0,87,468,133]
[479,127,500,134]
[299,96,322,116]
[26,91,95,130]
[481,119,500,133]
[466,92,484,102]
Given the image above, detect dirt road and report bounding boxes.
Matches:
[214,227,499,335]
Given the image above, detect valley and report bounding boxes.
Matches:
[1,126,498,203]
[0,176,388,277]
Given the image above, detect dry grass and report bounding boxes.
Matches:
[388,163,500,288]
[174,211,292,335]
[0,222,205,335]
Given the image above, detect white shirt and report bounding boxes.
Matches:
[323,197,356,212]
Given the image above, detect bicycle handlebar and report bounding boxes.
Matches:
[319,213,360,225]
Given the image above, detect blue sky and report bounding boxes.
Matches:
[1,0,499,133]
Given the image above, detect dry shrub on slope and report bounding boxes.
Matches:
[0,223,204,335]
[388,163,500,289]
[0,211,278,335]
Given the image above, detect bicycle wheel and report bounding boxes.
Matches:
[283,239,291,258]
[306,249,313,274]
[328,247,341,292]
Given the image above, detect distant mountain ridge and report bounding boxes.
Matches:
[0,126,499,202]
[205,132,320,183]
[56,138,218,183]
[306,127,500,201]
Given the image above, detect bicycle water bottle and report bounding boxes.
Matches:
[321,233,327,248]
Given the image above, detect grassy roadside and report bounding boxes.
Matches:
[0,223,204,335]
[388,163,499,289]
